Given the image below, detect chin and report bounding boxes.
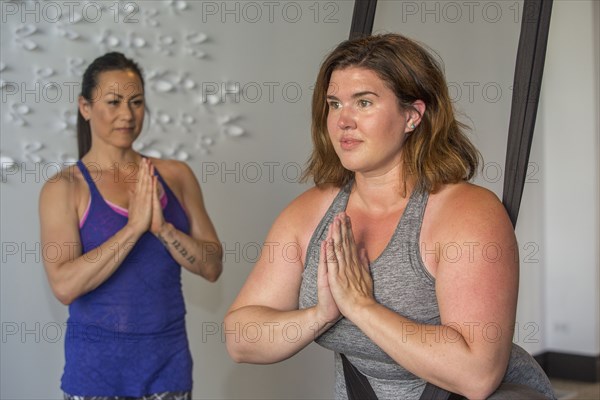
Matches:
[116,141,136,150]
[338,160,364,174]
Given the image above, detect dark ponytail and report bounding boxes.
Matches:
[77,52,145,158]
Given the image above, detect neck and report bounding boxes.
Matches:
[82,146,142,169]
[352,165,414,214]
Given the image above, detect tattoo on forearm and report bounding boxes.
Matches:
[157,234,169,248]
[171,239,196,264]
[157,234,196,265]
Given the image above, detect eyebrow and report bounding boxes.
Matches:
[103,92,144,99]
[326,91,379,100]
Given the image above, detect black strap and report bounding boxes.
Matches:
[502,0,553,227]
[419,383,465,400]
[349,0,378,40]
[341,353,465,400]
[341,354,378,400]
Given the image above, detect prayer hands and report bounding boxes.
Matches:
[317,212,375,323]
[127,158,165,236]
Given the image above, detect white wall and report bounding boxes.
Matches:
[539,0,600,355]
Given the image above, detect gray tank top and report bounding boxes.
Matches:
[298,181,556,399]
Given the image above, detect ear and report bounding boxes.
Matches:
[78,96,91,122]
[405,100,426,133]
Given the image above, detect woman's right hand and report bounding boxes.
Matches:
[316,238,342,325]
[126,158,153,236]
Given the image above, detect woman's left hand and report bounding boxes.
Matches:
[148,162,166,235]
[326,212,376,318]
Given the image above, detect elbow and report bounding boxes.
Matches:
[202,242,223,282]
[52,285,76,306]
[56,295,73,306]
[48,275,84,305]
[226,342,246,364]
[45,262,81,305]
[223,310,265,364]
[451,345,510,399]
[223,313,246,363]
[464,382,501,400]
[460,369,504,399]
[204,261,222,282]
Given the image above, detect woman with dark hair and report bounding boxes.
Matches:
[39,52,223,399]
[225,34,555,399]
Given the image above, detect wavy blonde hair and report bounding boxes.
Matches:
[302,33,480,193]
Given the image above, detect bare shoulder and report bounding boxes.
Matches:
[430,182,508,223]
[150,158,195,182]
[39,164,86,230]
[421,183,518,276]
[149,158,198,203]
[39,164,83,204]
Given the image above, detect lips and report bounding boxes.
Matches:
[340,136,363,150]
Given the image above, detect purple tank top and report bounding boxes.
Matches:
[61,160,193,396]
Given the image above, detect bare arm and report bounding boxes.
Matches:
[326,185,518,399]
[224,188,341,364]
[149,160,222,282]
[39,164,153,305]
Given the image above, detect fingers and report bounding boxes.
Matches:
[151,175,159,202]
[135,158,147,186]
[359,248,370,268]
[142,159,156,198]
[317,239,343,324]
[330,217,346,266]
[146,160,164,203]
[133,158,151,200]
[151,175,160,217]
[318,240,328,282]
[126,158,154,234]
[152,175,164,214]
[343,215,361,266]
[325,213,376,317]
[330,212,361,268]
[325,237,338,273]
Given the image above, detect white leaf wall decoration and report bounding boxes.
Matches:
[2,0,248,181]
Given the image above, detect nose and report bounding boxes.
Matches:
[337,107,356,130]
[120,102,134,121]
